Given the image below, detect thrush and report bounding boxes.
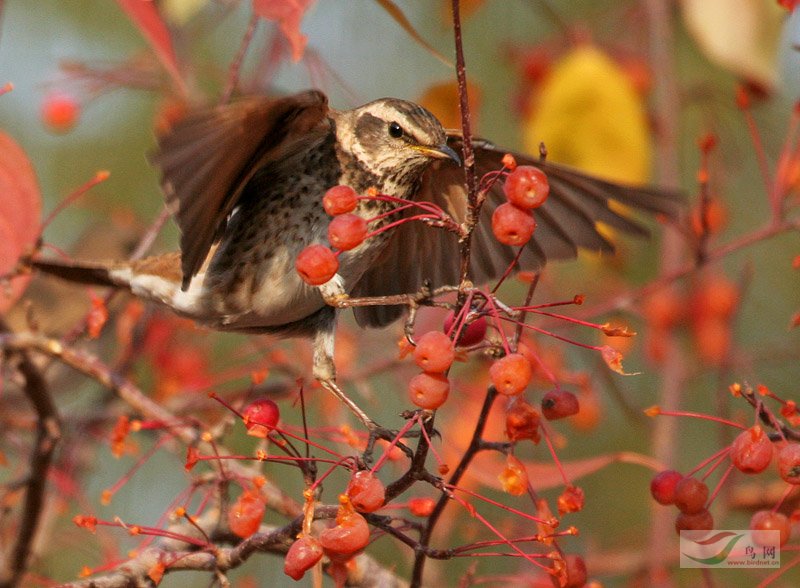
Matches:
[30,90,681,428]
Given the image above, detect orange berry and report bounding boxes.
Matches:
[408,372,450,409]
[41,92,80,133]
[413,331,455,373]
[489,353,532,395]
[295,244,338,285]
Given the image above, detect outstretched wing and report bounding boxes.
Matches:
[352,135,683,327]
[151,90,331,288]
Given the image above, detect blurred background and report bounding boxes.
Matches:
[1,1,800,586]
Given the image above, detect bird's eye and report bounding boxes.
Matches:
[388,121,404,139]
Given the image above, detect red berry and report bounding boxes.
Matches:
[284,536,323,580]
[650,470,683,505]
[730,425,774,474]
[489,353,532,396]
[674,477,708,514]
[778,443,800,484]
[503,165,550,209]
[242,398,280,438]
[505,399,541,443]
[41,92,80,133]
[228,489,266,538]
[541,389,580,420]
[408,372,450,409]
[295,244,339,285]
[563,554,588,588]
[443,310,487,347]
[491,202,537,246]
[413,331,455,373]
[347,471,385,513]
[751,510,791,546]
[319,508,370,562]
[408,497,436,517]
[328,213,368,251]
[675,509,714,532]
[323,185,358,215]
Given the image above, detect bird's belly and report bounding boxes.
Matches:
[203,246,326,328]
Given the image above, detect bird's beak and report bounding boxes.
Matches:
[414,143,462,166]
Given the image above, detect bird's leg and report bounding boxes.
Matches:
[311,300,378,432]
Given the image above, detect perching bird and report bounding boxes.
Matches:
[30,90,681,428]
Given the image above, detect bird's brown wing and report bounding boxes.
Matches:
[151,90,331,289]
[352,135,683,328]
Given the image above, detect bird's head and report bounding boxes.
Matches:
[336,98,461,185]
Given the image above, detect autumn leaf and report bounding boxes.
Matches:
[418,80,482,130]
[523,45,652,185]
[680,0,784,91]
[252,0,315,62]
[0,132,42,313]
[115,0,185,93]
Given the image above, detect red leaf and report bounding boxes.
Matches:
[115,0,184,92]
[0,132,41,313]
[252,0,314,61]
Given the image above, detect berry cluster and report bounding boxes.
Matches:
[296,185,368,286]
[491,164,549,246]
[649,386,800,545]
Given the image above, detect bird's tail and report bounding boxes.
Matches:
[28,258,129,290]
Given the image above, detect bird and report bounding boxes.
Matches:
[29,89,681,429]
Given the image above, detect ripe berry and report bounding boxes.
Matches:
[319,503,370,562]
[295,244,339,285]
[443,310,487,347]
[413,331,455,373]
[322,185,358,215]
[489,353,532,396]
[328,213,368,251]
[242,398,280,438]
[778,443,800,484]
[730,425,774,474]
[541,389,580,420]
[750,510,791,546]
[284,536,323,580]
[228,489,266,538]
[408,497,436,517]
[505,399,541,443]
[503,165,550,209]
[675,509,714,532]
[347,470,385,513]
[41,92,80,133]
[408,372,450,409]
[674,477,708,514]
[650,470,683,505]
[491,202,537,246]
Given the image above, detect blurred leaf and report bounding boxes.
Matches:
[374,0,453,67]
[418,79,481,130]
[523,45,652,184]
[681,0,784,91]
[116,0,184,90]
[252,0,315,62]
[0,132,41,313]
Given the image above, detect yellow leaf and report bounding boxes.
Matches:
[680,0,784,91]
[523,45,652,185]
[162,0,209,26]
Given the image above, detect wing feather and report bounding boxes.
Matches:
[352,135,682,327]
[151,90,330,287]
